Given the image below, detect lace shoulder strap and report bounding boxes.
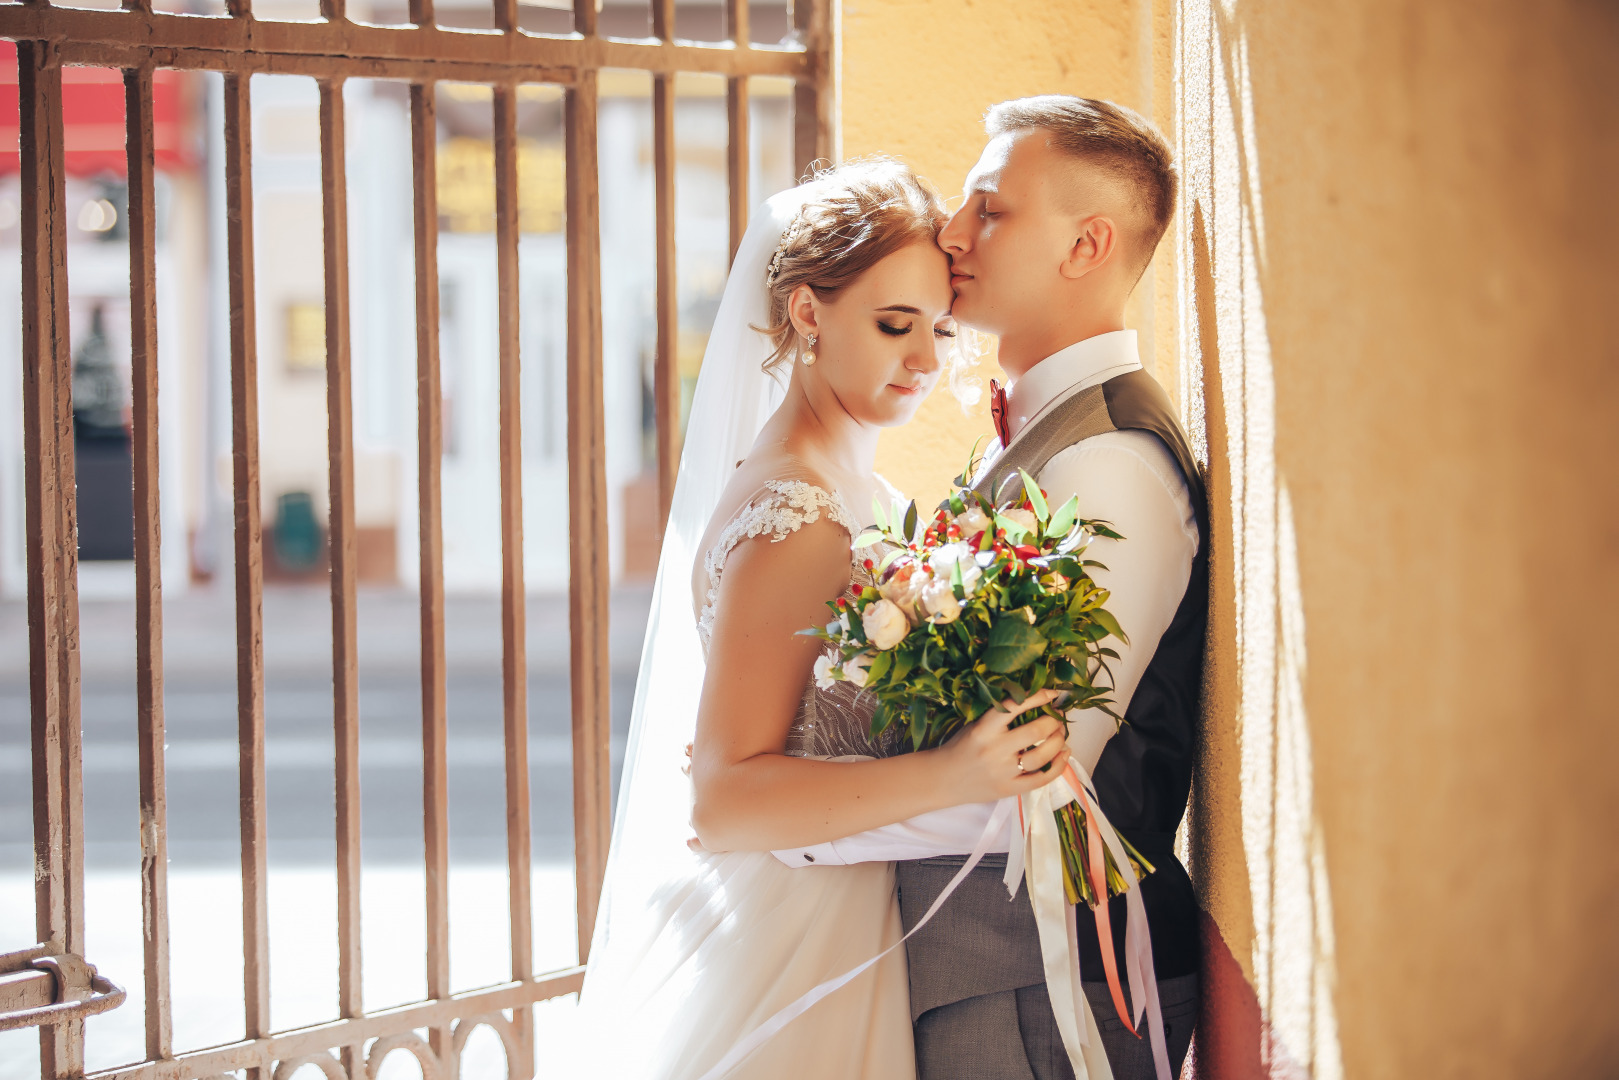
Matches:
[697,480,858,644]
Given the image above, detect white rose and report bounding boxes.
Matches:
[1001,508,1039,537]
[877,563,925,617]
[813,653,836,690]
[928,542,983,595]
[955,506,992,538]
[843,650,875,688]
[920,578,962,624]
[862,598,910,650]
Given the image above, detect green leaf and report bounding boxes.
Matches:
[1047,495,1079,539]
[903,501,919,544]
[984,618,1048,673]
[994,511,1033,542]
[1084,519,1125,541]
[994,473,1025,509]
[853,529,886,548]
[1019,469,1049,522]
[1091,608,1130,646]
[872,496,890,531]
[890,648,917,683]
[876,547,909,575]
[866,649,893,684]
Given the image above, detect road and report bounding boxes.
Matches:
[0,583,652,874]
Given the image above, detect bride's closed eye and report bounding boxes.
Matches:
[878,321,957,339]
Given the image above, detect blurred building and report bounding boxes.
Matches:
[0,1,798,599]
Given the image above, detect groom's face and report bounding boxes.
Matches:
[938,130,1081,336]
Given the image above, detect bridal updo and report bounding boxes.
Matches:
[758,157,981,403]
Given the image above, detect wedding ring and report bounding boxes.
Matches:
[1016,755,1027,774]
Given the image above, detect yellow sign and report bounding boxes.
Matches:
[437,137,565,234]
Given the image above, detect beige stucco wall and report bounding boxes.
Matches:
[1178,0,1619,1076]
[844,0,1619,1076]
[840,0,1176,509]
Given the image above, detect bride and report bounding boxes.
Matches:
[570,159,1073,1079]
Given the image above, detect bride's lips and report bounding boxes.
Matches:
[888,382,924,396]
[950,265,974,288]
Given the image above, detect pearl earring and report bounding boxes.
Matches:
[802,334,818,366]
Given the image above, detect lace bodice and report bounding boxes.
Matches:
[696,479,903,760]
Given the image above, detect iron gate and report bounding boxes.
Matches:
[0,0,834,1076]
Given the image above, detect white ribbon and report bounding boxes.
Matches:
[695,798,1017,1080]
[1013,763,1172,1080]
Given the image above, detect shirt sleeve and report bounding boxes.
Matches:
[772,429,1198,869]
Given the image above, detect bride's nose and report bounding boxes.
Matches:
[905,339,943,374]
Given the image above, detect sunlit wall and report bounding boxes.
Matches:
[845,0,1619,1076]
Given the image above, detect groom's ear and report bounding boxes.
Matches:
[1058,215,1119,281]
[786,282,821,336]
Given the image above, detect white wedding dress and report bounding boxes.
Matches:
[566,184,917,1079]
[573,480,914,1079]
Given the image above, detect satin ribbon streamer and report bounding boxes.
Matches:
[697,768,1171,1080]
[1009,762,1172,1080]
[694,799,1017,1080]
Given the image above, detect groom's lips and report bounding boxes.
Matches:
[950,268,974,288]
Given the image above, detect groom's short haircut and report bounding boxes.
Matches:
[985,95,1176,280]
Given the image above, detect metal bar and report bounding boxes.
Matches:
[651,71,679,533]
[651,0,674,42]
[53,43,574,85]
[726,74,749,265]
[792,0,836,175]
[409,78,451,1069]
[491,80,536,1080]
[565,67,611,963]
[17,37,85,1080]
[222,70,271,1064]
[124,61,172,1065]
[0,9,813,78]
[84,971,585,1080]
[318,77,363,1074]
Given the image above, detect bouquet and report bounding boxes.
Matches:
[802,466,1154,907]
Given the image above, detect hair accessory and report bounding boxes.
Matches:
[802,334,818,366]
[766,213,810,288]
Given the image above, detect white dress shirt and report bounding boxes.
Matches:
[773,330,1199,867]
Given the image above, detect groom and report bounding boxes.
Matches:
[774,96,1207,1079]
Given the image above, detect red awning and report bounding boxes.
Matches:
[0,42,199,177]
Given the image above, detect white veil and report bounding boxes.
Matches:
[579,182,831,981]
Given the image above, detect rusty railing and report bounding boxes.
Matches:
[0,0,835,1076]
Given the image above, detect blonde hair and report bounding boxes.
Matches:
[986,95,1177,280]
[758,157,982,405]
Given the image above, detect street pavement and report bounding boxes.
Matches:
[0,582,652,874]
[0,583,652,1076]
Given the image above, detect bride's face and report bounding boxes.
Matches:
[789,239,956,427]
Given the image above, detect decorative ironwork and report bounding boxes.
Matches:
[5,0,836,1077]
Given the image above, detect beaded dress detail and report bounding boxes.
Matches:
[697,479,903,761]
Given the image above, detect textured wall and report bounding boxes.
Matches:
[843,1,1619,1077]
[1177,1,1619,1077]
[839,0,1176,508]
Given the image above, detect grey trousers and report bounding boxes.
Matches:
[913,973,1200,1080]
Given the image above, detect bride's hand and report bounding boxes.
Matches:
[937,689,1072,804]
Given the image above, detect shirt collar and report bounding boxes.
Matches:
[1004,330,1142,443]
